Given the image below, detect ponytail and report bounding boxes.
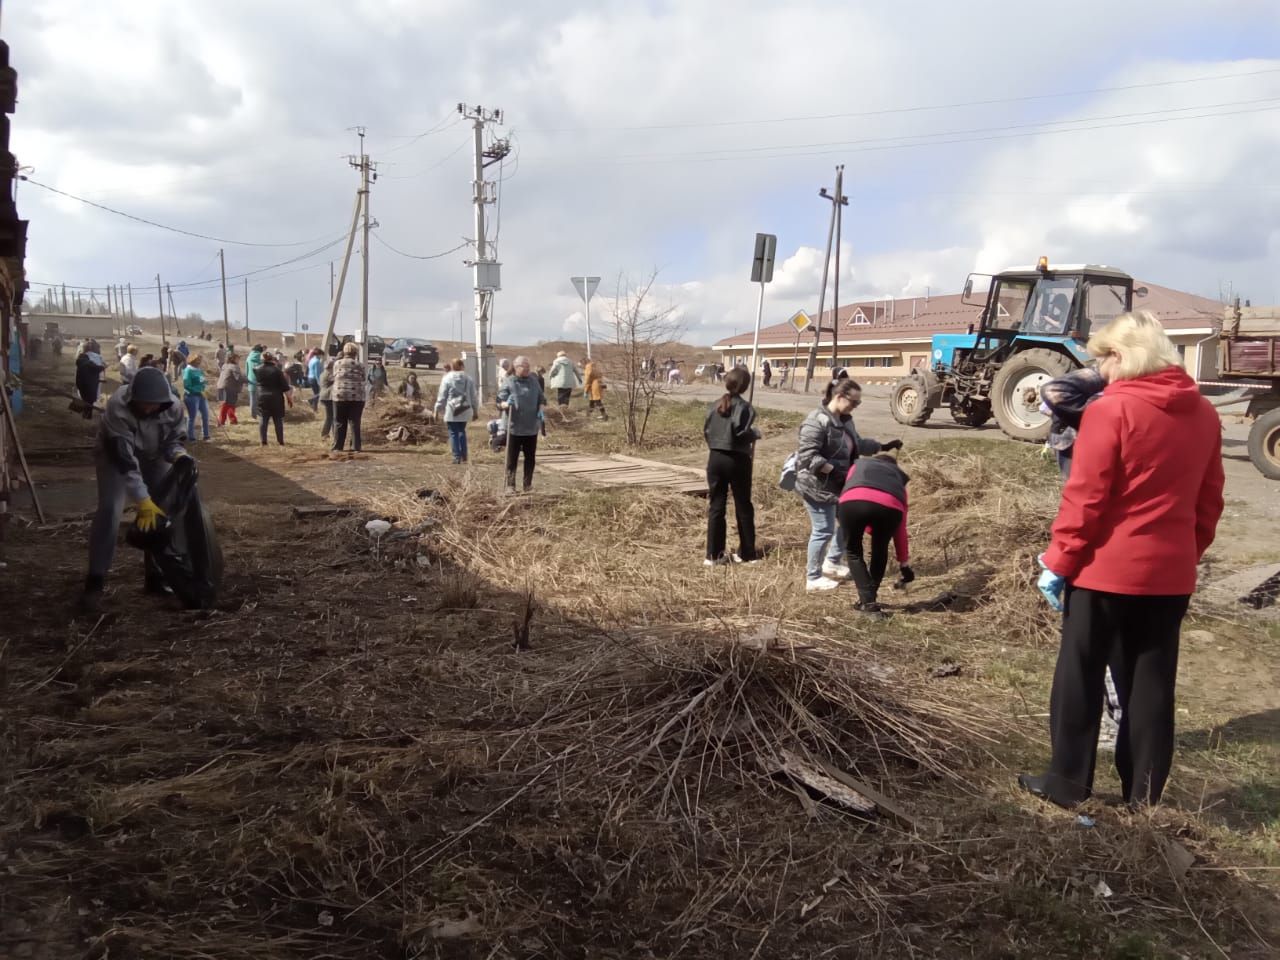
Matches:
[718,366,752,415]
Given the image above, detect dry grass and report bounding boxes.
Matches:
[2,420,1278,958]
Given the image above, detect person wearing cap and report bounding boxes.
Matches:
[546,350,580,408]
[246,344,265,419]
[82,366,188,613]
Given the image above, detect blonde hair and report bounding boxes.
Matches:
[451,358,465,371]
[342,341,360,358]
[1086,310,1182,380]
[126,344,138,355]
[188,353,203,367]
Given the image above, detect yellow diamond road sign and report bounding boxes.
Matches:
[788,310,812,333]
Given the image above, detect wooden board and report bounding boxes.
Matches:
[539,451,707,495]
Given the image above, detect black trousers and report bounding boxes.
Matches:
[333,400,364,451]
[258,394,285,445]
[1042,587,1189,806]
[836,499,902,604]
[705,450,756,561]
[556,387,572,406]
[506,433,538,486]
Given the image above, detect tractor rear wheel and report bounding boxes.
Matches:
[890,377,933,426]
[991,348,1077,442]
[1247,408,1280,480]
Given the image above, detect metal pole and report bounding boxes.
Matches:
[584,283,592,359]
[472,113,488,402]
[790,329,801,392]
[831,165,843,371]
[219,248,231,350]
[748,280,765,405]
[804,169,839,393]
[156,275,166,343]
[360,156,371,361]
[243,278,249,345]
[320,190,363,356]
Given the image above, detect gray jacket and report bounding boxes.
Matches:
[496,375,546,436]
[96,382,187,502]
[435,371,479,424]
[794,405,881,504]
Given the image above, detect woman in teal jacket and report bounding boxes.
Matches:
[181,354,211,441]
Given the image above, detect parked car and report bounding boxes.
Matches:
[384,337,439,369]
[125,324,143,336]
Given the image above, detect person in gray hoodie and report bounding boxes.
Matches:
[496,355,547,494]
[794,377,901,592]
[82,366,188,613]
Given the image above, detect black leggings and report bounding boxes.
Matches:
[258,394,285,445]
[1042,588,1189,806]
[333,400,364,451]
[836,499,903,604]
[505,433,538,485]
[705,450,755,561]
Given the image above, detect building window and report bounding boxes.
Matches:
[852,309,870,325]
[880,357,893,368]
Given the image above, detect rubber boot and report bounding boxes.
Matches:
[79,574,105,615]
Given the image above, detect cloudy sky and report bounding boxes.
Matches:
[8,0,1280,346]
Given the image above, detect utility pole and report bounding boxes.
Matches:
[330,261,335,303]
[127,283,133,323]
[219,248,230,349]
[804,165,848,392]
[155,274,165,344]
[831,167,845,371]
[320,189,363,356]
[459,103,509,402]
[348,127,376,360]
[243,278,249,345]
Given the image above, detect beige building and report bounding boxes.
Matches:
[713,282,1223,384]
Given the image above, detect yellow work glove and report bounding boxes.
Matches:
[135,497,165,532]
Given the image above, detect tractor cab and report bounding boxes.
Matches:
[891,260,1140,442]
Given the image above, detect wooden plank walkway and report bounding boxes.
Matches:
[538,449,707,495]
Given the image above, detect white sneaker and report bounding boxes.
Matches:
[732,552,761,565]
[806,576,842,592]
[822,562,851,580]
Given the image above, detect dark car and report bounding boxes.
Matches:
[384,337,439,369]
[335,334,387,358]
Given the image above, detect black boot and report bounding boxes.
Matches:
[79,574,105,615]
[1017,772,1089,808]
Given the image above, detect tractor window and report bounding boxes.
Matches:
[1023,279,1077,335]
[987,280,1033,331]
[1081,282,1130,338]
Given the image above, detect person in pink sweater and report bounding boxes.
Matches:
[836,452,913,617]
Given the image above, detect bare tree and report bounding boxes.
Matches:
[609,270,684,447]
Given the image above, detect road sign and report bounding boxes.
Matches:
[788,310,812,333]
[570,276,600,301]
[751,232,777,283]
[301,323,309,331]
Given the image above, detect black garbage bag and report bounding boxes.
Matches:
[125,457,223,609]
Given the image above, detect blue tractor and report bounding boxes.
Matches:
[889,260,1143,442]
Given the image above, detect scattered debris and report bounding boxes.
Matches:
[931,661,962,679]
[1160,837,1196,882]
[291,505,352,520]
[1076,814,1096,828]
[1092,878,1114,899]
[771,749,877,815]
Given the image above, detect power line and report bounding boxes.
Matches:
[371,234,469,261]
[525,65,1280,133]
[19,176,346,247]
[380,112,464,154]
[380,135,472,181]
[593,99,1280,165]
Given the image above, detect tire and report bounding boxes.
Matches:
[1248,408,1280,480]
[427,363,437,370]
[951,400,992,428]
[991,348,1077,442]
[890,377,933,426]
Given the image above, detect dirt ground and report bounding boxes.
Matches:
[1,349,1278,959]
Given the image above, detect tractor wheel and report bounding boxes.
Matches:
[951,400,992,428]
[991,348,1076,442]
[890,377,933,426]
[1247,408,1280,480]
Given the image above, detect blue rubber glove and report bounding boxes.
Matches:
[1037,554,1065,612]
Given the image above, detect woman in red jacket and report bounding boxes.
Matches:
[1019,312,1224,808]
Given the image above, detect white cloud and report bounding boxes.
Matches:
[9,2,1280,341]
